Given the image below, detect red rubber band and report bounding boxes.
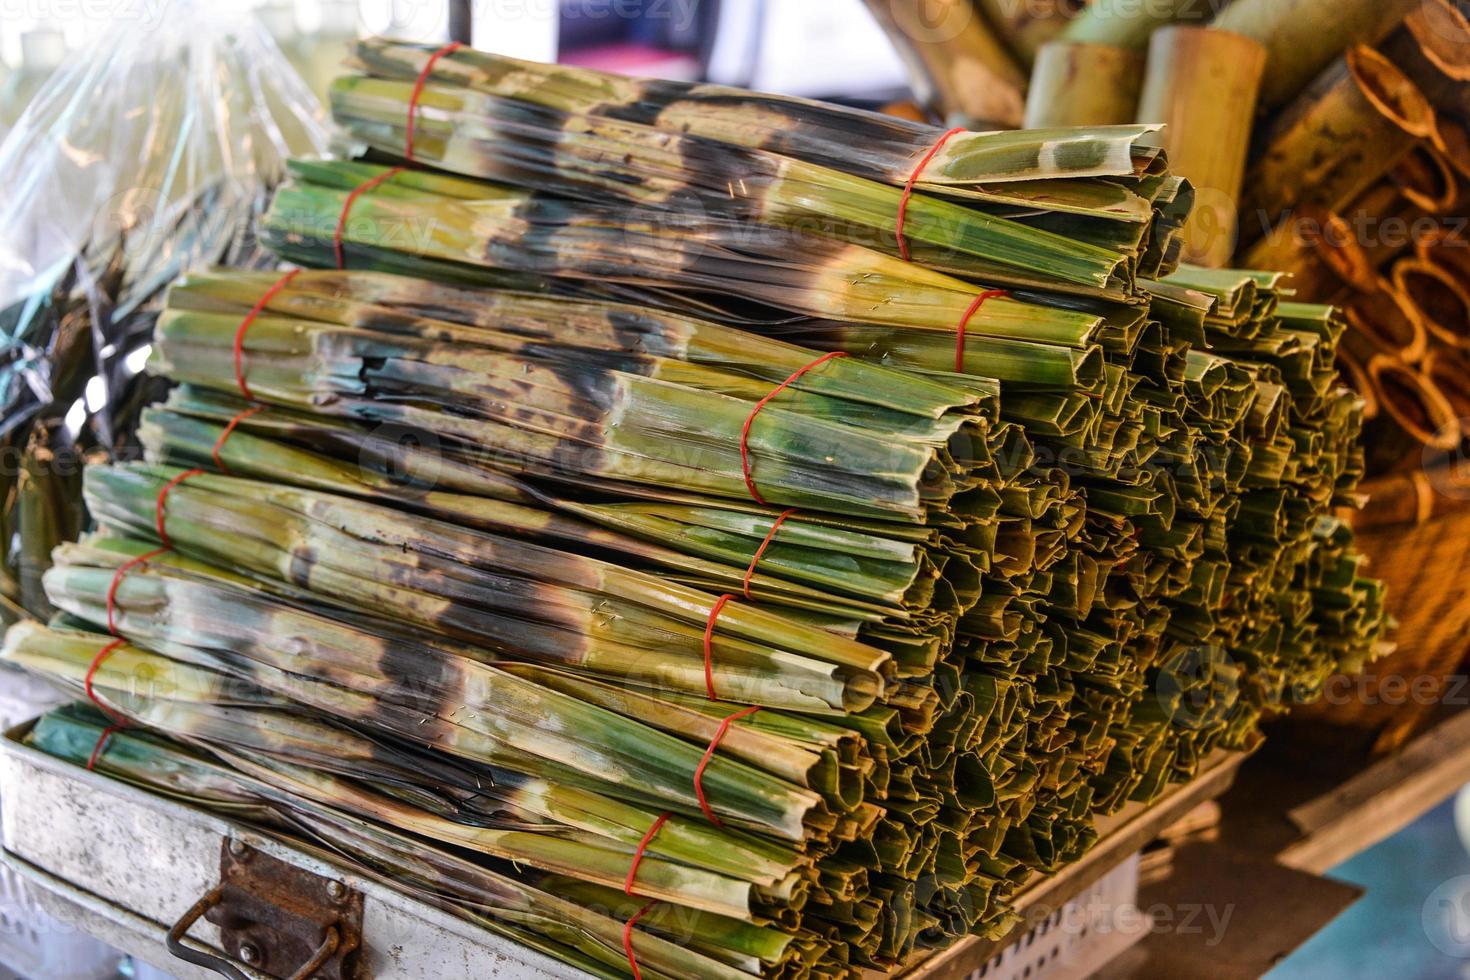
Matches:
[405,41,463,162]
[84,639,130,729]
[622,899,657,980]
[740,352,847,505]
[105,546,170,636]
[693,705,763,826]
[155,469,204,549]
[232,269,300,401]
[955,290,1011,373]
[702,594,735,701]
[741,508,798,600]
[334,167,405,270]
[211,405,265,474]
[87,724,124,772]
[898,126,965,262]
[623,811,672,897]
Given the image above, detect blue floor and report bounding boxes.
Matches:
[1268,793,1470,980]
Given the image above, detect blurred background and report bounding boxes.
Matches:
[0,2,1467,979]
[0,0,920,136]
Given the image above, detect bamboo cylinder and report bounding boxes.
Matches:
[1336,345,1380,422]
[862,0,1027,126]
[1057,0,1215,49]
[1306,207,1380,293]
[1417,226,1470,289]
[975,0,1084,68]
[1424,347,1470,422]
[1244,46,1439,227]
[1381,4,1470,203]
[1405,0,1470,82]
[1344,280,1429,365]
[1350,470,1441,530]
[1395,257,1470,350]
[1244,205,1376,299]
[1210,0,1422,109]
[1432,116,1470,182]
[1135,26,1266,268]
[1363,354,1461,473]
[1390,143,1460,215]
[1382,11,1470,115]
[1024,41,1145,128]
[1339,182,1425,276]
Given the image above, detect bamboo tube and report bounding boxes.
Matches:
[1344,280,1430,365]
[1210,0,1422,109]
[1390,144,1460,214]
[1057,0,1215,48]
[1135,27,1266,267]
[1424,347,1470,421]
[1370,21,1470,218]
[1363,355,1461,473]
[1337,182,1425,277]
[1382,10,1470,115]
[1352,470,1443,530]
[1380,12,1470,193]
[975,0,1084,67]
[1337,346,1380,422]
[1404,0,1470,82]
[1417,226,1470,288]
[1432,116,1470,181]
[1244,47,1439,226]
[1307,209,1382,293]
[1243,205,1376,299]
[1394,257,1470,349]
[861,0,1027,126]
[1024,41,1145,128]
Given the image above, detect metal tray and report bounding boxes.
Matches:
[0,720,588,980]
[1,717,1246,980]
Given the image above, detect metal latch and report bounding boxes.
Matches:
[166,839,364,980]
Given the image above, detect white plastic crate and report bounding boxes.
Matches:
[967,853,1144,980]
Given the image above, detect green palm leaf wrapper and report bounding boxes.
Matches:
[3,38,1392,980]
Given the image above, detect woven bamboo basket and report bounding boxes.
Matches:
[1293,467,1470,753]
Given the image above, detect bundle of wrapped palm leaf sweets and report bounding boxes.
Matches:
[5,40,1390,979]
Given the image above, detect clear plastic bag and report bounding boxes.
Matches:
[0,0,330,314]
[0,0,329,624]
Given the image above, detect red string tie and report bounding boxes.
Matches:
[405,41,463,162]
[232,269,299,401]
[740,352,847,505]
[897,126,965,262]
[92,474,194,763]
[84,639,130,735]
[155,469,204,549]
[88,463,213,767]
[741,508,798,600]
[334,166,406,271]
[211,405,265,474]
[693,705,763,826]
[623,811,671,898]
[105,546,170,636]
[702,594,736,701]
[87,724,125,772]
[620,806,671,978]
[622,900,657,980]
[955,290,1011,373]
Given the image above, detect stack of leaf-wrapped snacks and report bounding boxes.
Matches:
[5,40,1390,980]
